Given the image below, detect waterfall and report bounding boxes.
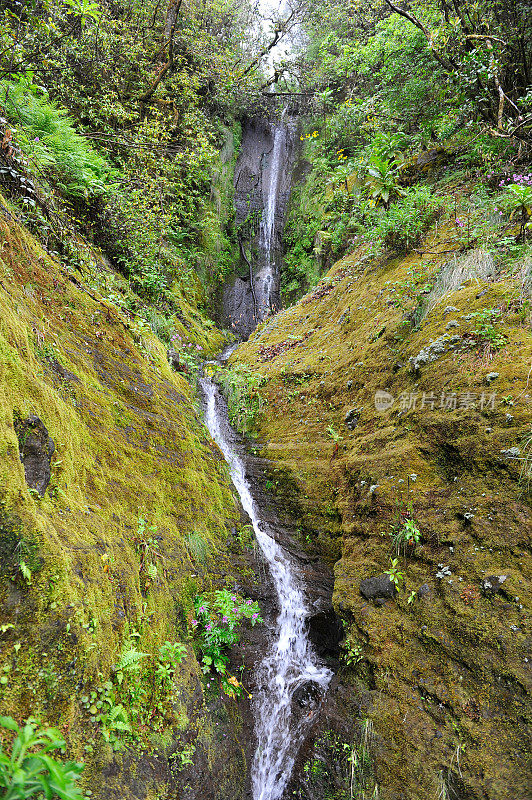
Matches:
[255,121,287,319]
[224,114,297,338]
[200,375,332,800]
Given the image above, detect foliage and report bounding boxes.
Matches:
[501,181,532,240]
[1,74,110,200]
[113,645,149,686]
[192,589,262,696]
[375,186,443,251]
[385,558,405,589]
[363,156,403,209]
[470,308,507,350]
[342,633,364,667]
[390,517,422,557]
[213,363,266,436]
[0,716,84,800]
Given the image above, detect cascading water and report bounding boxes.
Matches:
[254,122,287,320]
[200,375,332,800]
[224,114,297,338]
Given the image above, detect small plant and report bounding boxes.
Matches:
[326,425,342,443]
[192,590,262,696]
[363,156,404,209]
[0,716,84,799]
[18,561,32,585]
[390,517,421,556]
[502,183,532,240]
[156,641,187,684]
[343,634,363,667]
[385,558,405,589]
[113,642,148,686]
[470,308,507,350]
[407,590,417,605]
[170,742,195,771]
[212,364,266,437]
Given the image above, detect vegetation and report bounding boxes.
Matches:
[0,717,84,800]
[191,590,262,696]
[211,363,267,436]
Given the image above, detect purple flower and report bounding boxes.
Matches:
[231,596,237,601]
[252,613,259,620]
[196,344,202,351]
[245,599,252,605]
[198,606,206,612]
[34,137,39,142]
[191,619,198,627]
[205,623,212,631]
[232,607,239,614]
[222,615,228,623]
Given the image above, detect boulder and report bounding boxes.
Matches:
[360,574,397,601]
[292,680,322,709]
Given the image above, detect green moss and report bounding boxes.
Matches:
[0,200,252,799]
[233,210,531,800]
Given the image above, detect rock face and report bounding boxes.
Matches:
[307,609,343,658]
[222,115,299,339]
[0,212,253,800]
[15,414,55,496]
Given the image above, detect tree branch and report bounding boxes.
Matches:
[382,0,458,71]
[137,0,182,103]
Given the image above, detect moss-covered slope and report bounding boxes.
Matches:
[233,229,531,799]
[0,204,255,799]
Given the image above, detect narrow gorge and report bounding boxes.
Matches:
[0,2,530,800]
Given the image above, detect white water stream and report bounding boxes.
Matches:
[255,122,287,318]
[200,375,332,800]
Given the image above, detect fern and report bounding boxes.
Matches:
[113,645,148,684]
[1,74,111,199]
[185,531,210,564]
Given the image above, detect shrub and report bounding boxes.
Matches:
[375,185,443,252]
[191,590,262,697]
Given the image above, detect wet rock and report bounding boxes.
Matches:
[417,583,431,598]
[15,414,55,496]
[292,680,322,709]
[482,575,507,596]
[485,372,499,384]
[344,408,362,430]
[360,574,397,601]
[307,609,343,659]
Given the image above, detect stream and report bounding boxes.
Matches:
[199,375,332,800]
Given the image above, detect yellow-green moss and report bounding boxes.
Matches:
[0,202,249,798]
[233,222,531,800]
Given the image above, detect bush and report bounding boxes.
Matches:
[375,186,443,252]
